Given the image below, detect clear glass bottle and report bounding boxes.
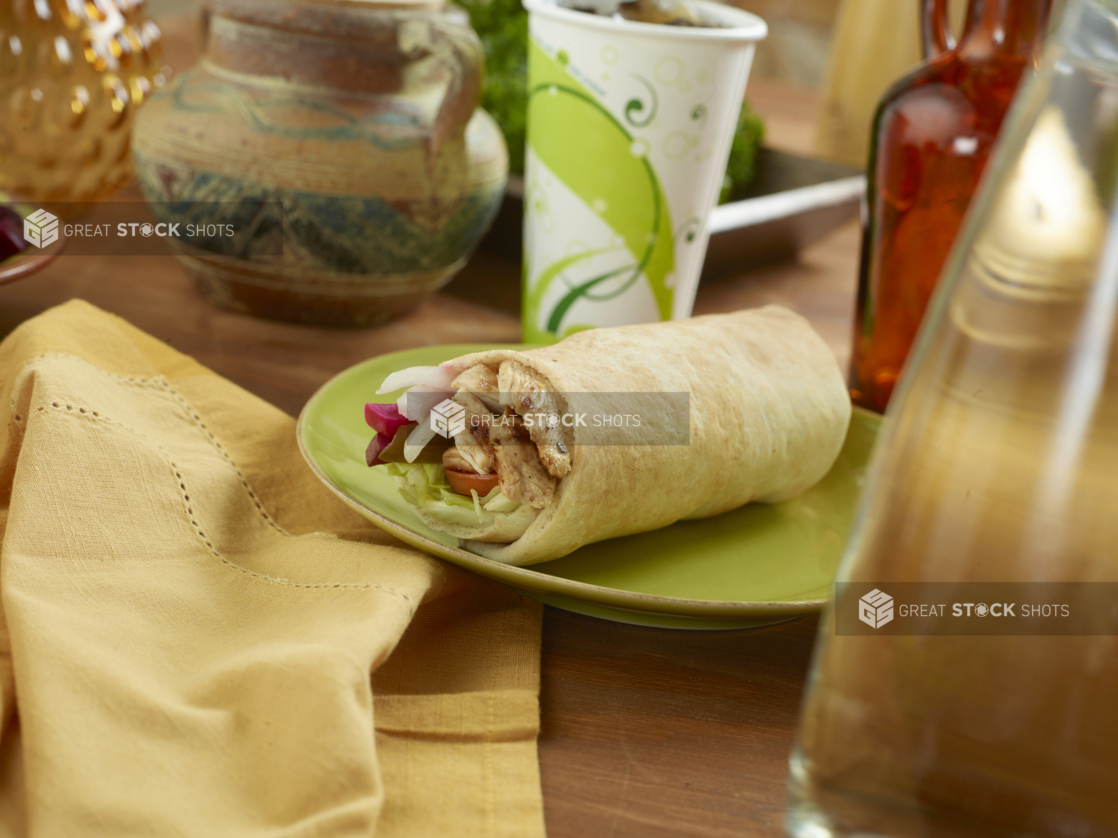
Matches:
[789,0,1118,834]
[849,0,1052,413]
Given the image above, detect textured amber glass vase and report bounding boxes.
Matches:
[0,0,167,204]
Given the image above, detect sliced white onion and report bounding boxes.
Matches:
[377,365,456,395]
[397,384,454,421]
[404,420,440,463]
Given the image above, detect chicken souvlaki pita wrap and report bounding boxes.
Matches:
[364,305,852,566]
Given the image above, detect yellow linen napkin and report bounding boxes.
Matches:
[0,300,545,837]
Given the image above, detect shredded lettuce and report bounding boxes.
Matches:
[483,491,519,513]
[386,463,520,528]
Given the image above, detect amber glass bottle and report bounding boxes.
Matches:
[849,0,1052,412]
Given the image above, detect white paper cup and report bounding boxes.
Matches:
[520,0,766,342]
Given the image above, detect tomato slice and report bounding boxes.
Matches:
[445,468,500,497]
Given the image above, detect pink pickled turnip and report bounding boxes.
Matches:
[365,432,394,467]
[364,402,412,438]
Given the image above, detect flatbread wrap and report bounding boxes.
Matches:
[364,305,852,566]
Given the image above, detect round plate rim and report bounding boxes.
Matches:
[297,344,873,619]
[0,251,58,285]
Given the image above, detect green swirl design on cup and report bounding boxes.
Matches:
[624,74,658,129]
[654,56,684,87]
[523,39,674,341]
[663,130,697,160]
[676,216,701,245]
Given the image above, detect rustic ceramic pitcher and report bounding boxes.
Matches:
[132,0,508,326]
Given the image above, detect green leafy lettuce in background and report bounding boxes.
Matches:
[459,0,764,202]
[720,105,764,202]
[461,0,530,176]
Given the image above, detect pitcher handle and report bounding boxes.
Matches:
[399,15,484,164]
[921,0,956,60]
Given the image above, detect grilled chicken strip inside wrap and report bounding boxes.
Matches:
[369,306,852,566]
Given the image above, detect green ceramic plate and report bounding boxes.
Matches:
[297,344,880,630]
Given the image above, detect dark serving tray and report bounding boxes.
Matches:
[476,147,865,279]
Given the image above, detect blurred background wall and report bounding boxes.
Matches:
[730,0,966,166]
[731,0,842,86]
[142,0,964,169]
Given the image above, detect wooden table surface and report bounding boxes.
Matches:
[4,34,863,834]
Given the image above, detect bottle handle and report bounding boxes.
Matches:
[921,0,956,60]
